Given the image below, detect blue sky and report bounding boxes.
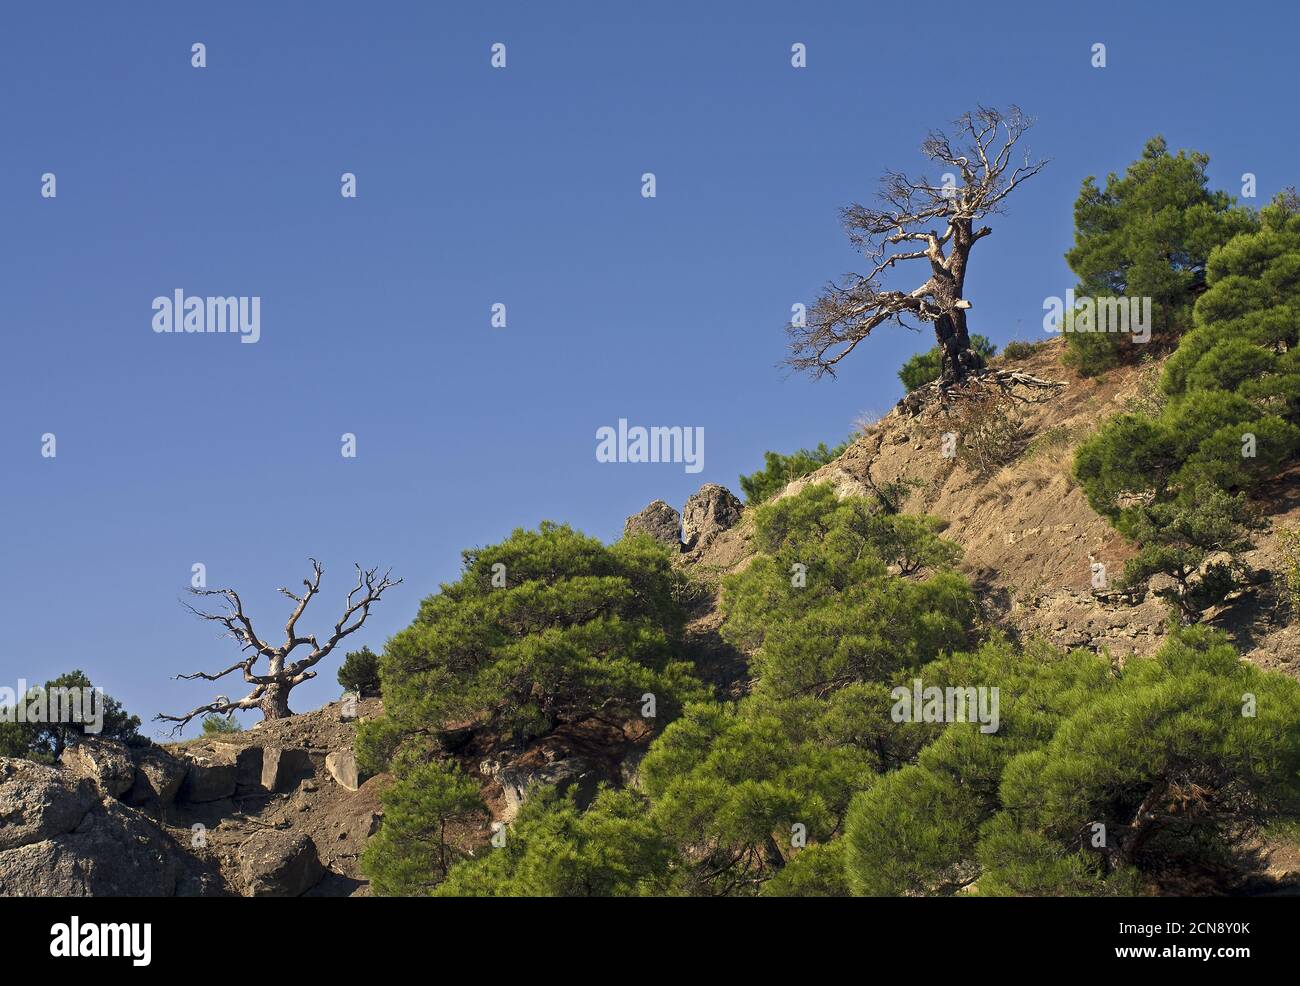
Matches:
[1,0,1292,729]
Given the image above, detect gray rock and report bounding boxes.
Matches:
[497,756,603,822]
[619,748,647,788]
[0,760,206,896]
[239,830,323,897]
[681,484,743,549]
[214,743,265,795]
[0,758,95,852]
[0,799,186,897]
[261,747,313,792]
[623,500,682,549]
[126,746,188,807]
[60,738,135,798]
[325,749,370,792]
[181,753,237,803]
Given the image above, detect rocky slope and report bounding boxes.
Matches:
[0,699,392,896]
[647,338,1299,685]
[6,337,1295,896]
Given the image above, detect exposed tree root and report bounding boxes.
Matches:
[898,367,1065,417]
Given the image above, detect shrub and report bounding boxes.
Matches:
[365,759,488,895]
[1000,340,1041,362]
[1074,192,1300,620]
[0,670,142,762]
[947,393,1029,477]
[434,788,670,897]
[739,439,849,505]
[416,487,1300,897]
[337,646,382,698]
[201,713,242,735]
[430,485,969,896]
[1116,484,1264,620]
[720,485,973,700]
[362,523,706,759]
[359,522,707,893]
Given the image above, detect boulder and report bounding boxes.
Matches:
[126,745,188,807]
[239,830,323,897]
[214,743,265,795]
[0,758,96,852]
[496,756,603,823]
[623,500,682,549]
[325,749,370,792]
[61,737,135,798]
[681,483,743,550]
[181,752,237,803]
[261,747,313,792]
[0,759,206,896]
[0,799,189,897]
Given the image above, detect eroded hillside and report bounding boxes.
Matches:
[668,338,1299,681]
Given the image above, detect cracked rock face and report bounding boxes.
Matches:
[0,758,203,896]
[125,745,188,807]
[623,500,682,548]
[0,758,96,853]
[61,738,136,798]
[493,756,603,823]
[681,484,743,550]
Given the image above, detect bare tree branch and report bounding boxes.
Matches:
[157,560,401,733]
[788,106,1047,382]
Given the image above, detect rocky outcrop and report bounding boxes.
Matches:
[60,738,135,798]
[681,483,744,550]
[154,698,385,896]
[181,751,237,803]
[0,758,96,853]
[0,758,213,896]
[239,830,324,897]
[0,799,194,897]
[0,698,388,898]
[215,743,265,795]
[125,745,188,807]
[261,747,313,793]
[491,756,603,822]
[623,500,682,548]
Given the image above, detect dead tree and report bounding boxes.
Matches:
[788,106,1046,384]
[157,560,400,732]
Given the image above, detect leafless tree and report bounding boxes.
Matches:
[156,560,401,732]
[788,106,1047,384]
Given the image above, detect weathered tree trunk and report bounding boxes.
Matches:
[259,683,293,720]
[933,223,984,384]
[935,312,973,383]
[159,561,401,734]
[1102,780,1171,871]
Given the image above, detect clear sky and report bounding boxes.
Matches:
[1,0,1292,729]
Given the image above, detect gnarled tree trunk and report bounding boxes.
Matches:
[157,560,401,734]
[786,106,1045,382]
[259,682,293,720]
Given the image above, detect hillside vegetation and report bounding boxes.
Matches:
[356,137,1300,896]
